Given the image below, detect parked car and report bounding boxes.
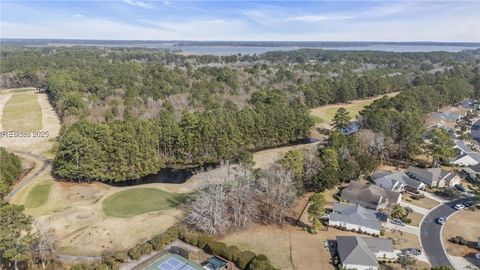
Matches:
[454,204,465,210]
[436,217,447,225]
[390,218,405,226]
[464,201,474,207]
[402,248,422,256]
[455,184,467,192]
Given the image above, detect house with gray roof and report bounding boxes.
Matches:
[328,203,387,235]
[373,171,425,193]
[472,119,480,143]
[341,181,402,210]
[407,166,461,188]
[336,236,396,270]
[451,140,480,166]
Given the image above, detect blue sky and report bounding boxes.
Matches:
[1,1,479,41]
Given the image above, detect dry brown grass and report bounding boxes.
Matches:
[405,196,439,210]
[406,211,424,227]
[252,142,319,169]
[384,230,421,250]
[220,225,294,270]
[443,207,480,257]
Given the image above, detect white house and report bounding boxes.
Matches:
[407,166,461,188]
[328,203,387,235]
[372,171,425,193]
[337,236,396,270]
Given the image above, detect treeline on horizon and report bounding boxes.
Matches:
[0,46,479,182]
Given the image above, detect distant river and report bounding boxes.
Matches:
[49,42,480,55]
[63,43,480,55]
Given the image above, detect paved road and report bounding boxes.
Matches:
[420,197,473,268]
[5,149,50,202]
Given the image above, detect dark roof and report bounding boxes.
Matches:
[202,257,228,270]
[374,171,424,189]
[330,203,387,231]
[341,181,401,209]
[407,166,455,186]
[337,236,394,267]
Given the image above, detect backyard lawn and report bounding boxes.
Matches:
[2,91,42,131]
[102,188,186,218]
[25,182,52,208]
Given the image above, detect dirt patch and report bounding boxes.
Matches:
[443,207,480,257]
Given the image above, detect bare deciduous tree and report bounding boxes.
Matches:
[188,182,231,234]
[256,165,297,224]
[32,220,57,269]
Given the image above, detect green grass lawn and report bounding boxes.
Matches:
[25,182,52,208]
[322,101,372,123]
[102,188,186,218]
[2,92,42,131]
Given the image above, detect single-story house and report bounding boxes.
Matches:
[373,171,425,193]
[341,181,402,210]
[407,166,461,188]
[451,140,480,166]
[328,203,387,235]
[337,236,396,270]
[341,121,360,135]
[471,119,480,143]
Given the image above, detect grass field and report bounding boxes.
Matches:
[309,92,400,127]
[102,188,186,218]
[25,182,52,208]
[2,91,42,131]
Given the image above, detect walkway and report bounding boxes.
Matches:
[399,201,430,215]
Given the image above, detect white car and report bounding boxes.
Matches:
[436,217,447,225]
[454,204,465,210]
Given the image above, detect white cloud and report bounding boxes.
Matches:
[123,0,153,9]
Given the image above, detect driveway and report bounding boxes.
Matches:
[385,221,420,236]
[400,201,430,215]
[420,198,474,268]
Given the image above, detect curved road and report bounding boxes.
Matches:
[5,149,50,202]
[420,197,473,268]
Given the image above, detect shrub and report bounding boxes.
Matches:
[128,244,143,260]
[450,236,467,245]
[150,235,165,251]
[206,241,228,257]
[113,252,128,262]
[197,233,213,249]
[140,242,153,255]
[236,250,256,269]
[228,245,242,262]
[247,254,276,270]
[401,217,412,224]
[183,232,199,247]
[411,194,425,200]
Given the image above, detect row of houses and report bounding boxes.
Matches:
[331,100,477,270]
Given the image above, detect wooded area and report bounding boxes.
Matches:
[1,47,479,182]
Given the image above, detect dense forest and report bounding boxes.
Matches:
[0,147,22,199]
[1,46,479,182]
